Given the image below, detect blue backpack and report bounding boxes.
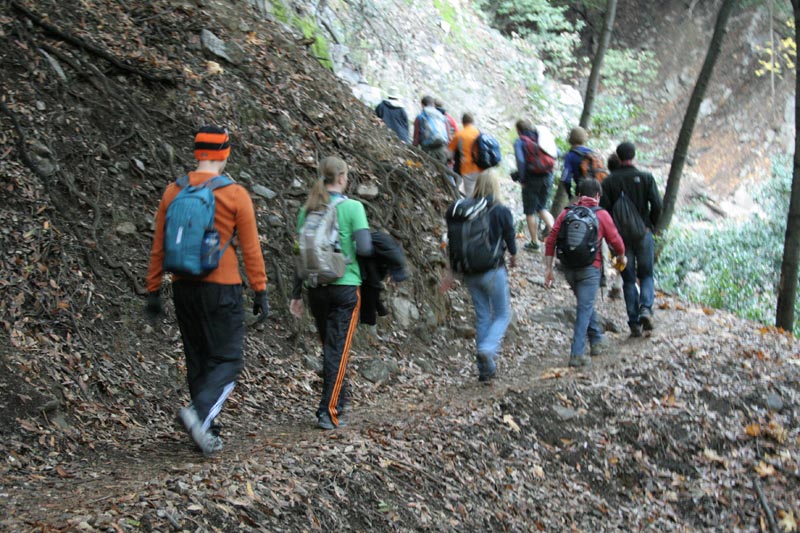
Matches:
[163,175,234,276]
[418,109,449,149]
[472,132,502,169]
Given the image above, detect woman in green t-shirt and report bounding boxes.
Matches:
[290,156,372,430]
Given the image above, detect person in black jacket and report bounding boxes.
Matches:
[443,168,517,383]
[375,88,409,143]
[600,142,663,337]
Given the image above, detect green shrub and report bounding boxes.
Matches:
[590,48,659,141]
[294,15,333,70]
[657,156,797,331]
[473,0,582,73]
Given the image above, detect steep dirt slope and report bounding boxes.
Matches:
[0,0,452,481]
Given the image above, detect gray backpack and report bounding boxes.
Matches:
[297,197,348,287]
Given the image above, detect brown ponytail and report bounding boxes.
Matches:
[305,156,348,211]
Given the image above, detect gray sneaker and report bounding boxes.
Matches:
[590,338,609,357]
[181,406,223,456]
[192,424,224,456]
[317,413,347,430]
[179,405,200,435]
[568,354,590,367]
[630,324,643,338]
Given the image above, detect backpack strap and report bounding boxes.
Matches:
[174,174,234,190]
[201,175,234,190]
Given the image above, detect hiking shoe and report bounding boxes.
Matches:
[639,308,654,331]
[590,338,609,357]
[568,355,590,367]
[608,287,622,300]
[476,352,495,382]
[181,406,223,456]
[179,405,200,435]
[478,370,497,383]
[197,433,224,456]
[630,324,643,338]
[523,241,540,252]
[539,226,551,241]
[317,412,349,430]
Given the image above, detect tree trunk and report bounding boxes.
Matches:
[579,0,617,129]
[775,0,800,331]
[656,0,737,234]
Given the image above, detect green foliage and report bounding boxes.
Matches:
[600,49,659,93]
[590,48,659,141]
[657,156,797,332]
[473,0,583,71]
[296,16,333,70]
[434,0,458,27]
[268,1,332,70]
[270,0,290,23]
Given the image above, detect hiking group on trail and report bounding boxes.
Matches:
[145,109,663,456]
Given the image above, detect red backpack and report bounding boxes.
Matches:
[521,134,556,175]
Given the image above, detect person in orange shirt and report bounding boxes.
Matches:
[144,126,268,456]
[447,113,481,197]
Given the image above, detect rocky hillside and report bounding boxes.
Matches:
[296,0,793,213]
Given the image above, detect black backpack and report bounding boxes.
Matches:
[556,205,601,268]
[446,198,503,274]
[612,191,647,246]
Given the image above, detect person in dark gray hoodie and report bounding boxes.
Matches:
[375,88,409,143]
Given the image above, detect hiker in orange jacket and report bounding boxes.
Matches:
[145,125,268,456]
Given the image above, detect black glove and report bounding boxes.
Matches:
[144,291,162,322]
[253,290,269,323]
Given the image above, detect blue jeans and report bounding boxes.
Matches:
[564,266,603,357]
[621,231,655,326]
[465,266,511,376]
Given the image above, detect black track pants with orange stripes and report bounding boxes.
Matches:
[308,285,360,426]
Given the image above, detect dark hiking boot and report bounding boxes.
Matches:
[476,352,495,383]
[376,299,389,317]
[478,370,496,384]
[639,308,654,331]
[630,324,643,338]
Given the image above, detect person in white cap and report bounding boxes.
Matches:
[375,87,409,143]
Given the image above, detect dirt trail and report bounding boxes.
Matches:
[5,243,694,527]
